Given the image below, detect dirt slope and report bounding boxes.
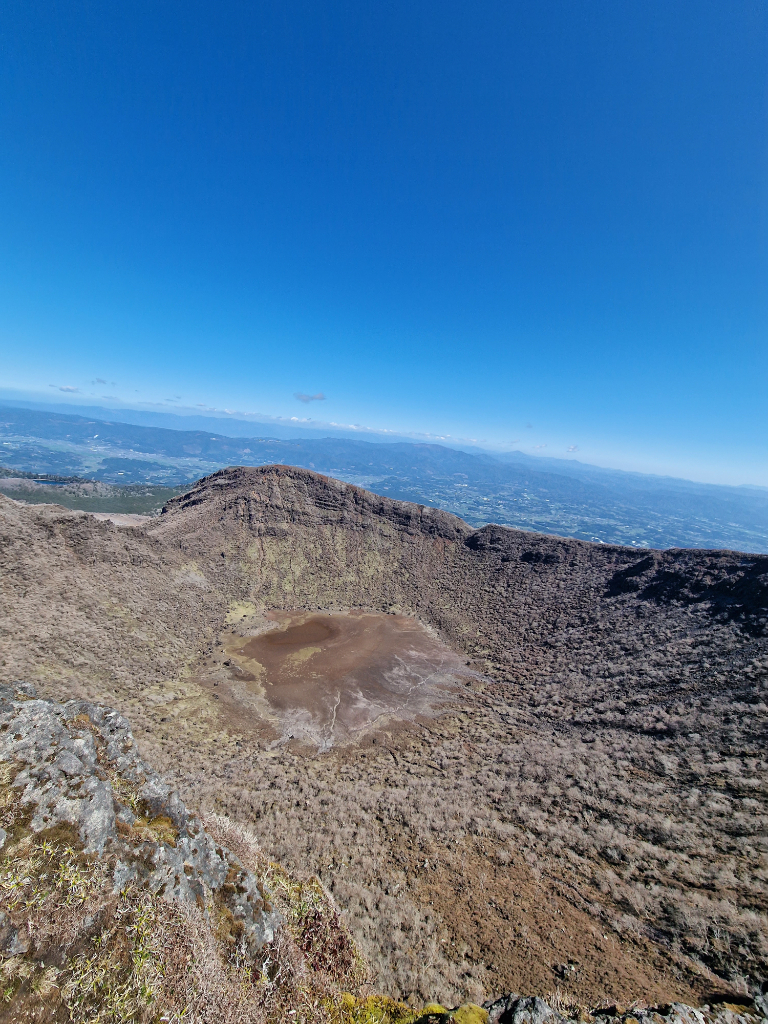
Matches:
[1,465,766,1007]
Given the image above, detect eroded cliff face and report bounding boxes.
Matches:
[3,464,766,701]
[1,466,767,1008]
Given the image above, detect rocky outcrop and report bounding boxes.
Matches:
[485,994,767,1024]
[0,681,280,955]
[411,993,768,1024]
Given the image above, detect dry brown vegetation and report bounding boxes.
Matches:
[1,466,766,1009]
[0,755,398,1024]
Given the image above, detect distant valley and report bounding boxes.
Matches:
[1,403,767,551]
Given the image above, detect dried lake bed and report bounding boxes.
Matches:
[211,610,475,749]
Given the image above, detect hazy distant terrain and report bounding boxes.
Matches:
[0,470,186,515]
[1,403,767,550]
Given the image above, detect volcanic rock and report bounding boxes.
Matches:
[0,681,280,954]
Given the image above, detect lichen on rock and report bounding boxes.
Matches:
[482,995,767,1024]
[0,680,280,957]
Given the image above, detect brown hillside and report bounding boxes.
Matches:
[1,465,766,1008]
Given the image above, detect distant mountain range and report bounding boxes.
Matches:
[1,402,766,551]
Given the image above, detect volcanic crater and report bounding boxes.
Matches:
[1,464,767,1009]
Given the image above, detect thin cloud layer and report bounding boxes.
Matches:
[295,392,326,403]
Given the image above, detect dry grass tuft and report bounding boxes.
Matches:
[0,774,410,1024]
[129,814,178,847]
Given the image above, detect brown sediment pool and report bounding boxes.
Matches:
[226,611,474,749]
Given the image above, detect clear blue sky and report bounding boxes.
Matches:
[1,1,766,484]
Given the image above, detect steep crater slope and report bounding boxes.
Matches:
[1,465,767,1008]
[153,466,768,673]
[3,682,764,1024]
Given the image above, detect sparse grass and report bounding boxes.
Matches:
[62,895,162,1023]
[265,863,368,986]
[546,988,585,1018]
[2,469,766,1009]
[0,769,426,1024]
[129,814,179,847]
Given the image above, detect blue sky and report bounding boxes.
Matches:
[1,0,766,485]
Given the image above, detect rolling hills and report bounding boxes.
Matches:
[2,402,767,550]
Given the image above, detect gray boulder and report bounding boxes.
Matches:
[483,995,767,1024]
[0,681,281,955]
[485,996,561,1024]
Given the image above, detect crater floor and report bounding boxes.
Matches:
[213,611,474,749]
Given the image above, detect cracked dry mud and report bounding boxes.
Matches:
[0,465,766,1009]
[213,610,473,749]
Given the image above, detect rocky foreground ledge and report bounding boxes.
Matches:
[0,681,279,953]
[0,683,765,1024]
[482,995,768,1024]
